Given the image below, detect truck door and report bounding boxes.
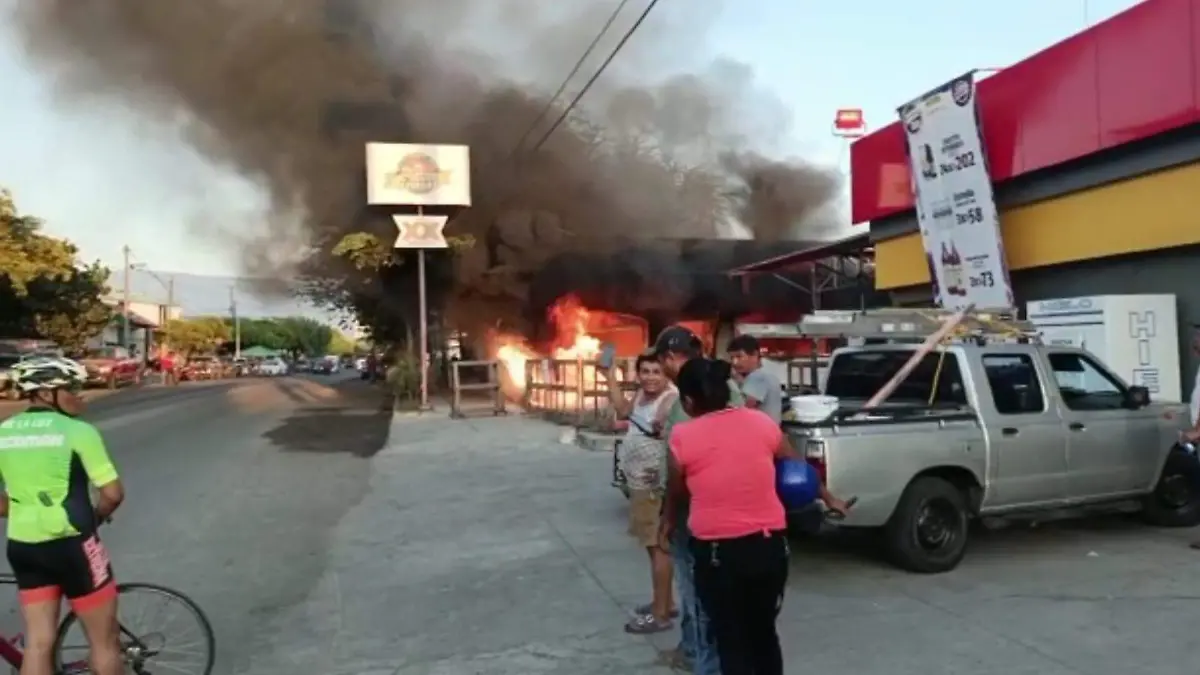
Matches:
[1045,351,1158,497]
[979,353,1068,506]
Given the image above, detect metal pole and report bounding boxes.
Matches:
[122,245,131,352]
[417,206,430,411]
[229,286,241,359]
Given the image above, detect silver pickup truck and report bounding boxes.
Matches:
[786,341,1198,574]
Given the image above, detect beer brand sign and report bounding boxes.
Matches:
[366,143,471,206]
[897,72,1013,310]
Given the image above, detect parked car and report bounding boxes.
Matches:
[182,355,221,381]
[311,359,334,375]
[79,346,141,389]
[787,340,1195,574]
[259,357,289,377]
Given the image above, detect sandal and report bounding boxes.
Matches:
[635,602,679,619]
[624,612,673,634]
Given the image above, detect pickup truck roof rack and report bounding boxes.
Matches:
[743,308,1041,344]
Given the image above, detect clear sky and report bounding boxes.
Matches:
[0,0,1142,276]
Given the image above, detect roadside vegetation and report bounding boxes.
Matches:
[0,190,113,351]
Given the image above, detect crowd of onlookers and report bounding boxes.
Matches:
[609,327,851,675]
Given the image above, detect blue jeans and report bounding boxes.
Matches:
[673,529,720,675]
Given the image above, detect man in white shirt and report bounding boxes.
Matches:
[1186,327,1200,442]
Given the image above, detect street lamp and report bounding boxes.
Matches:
[127,262,175,360]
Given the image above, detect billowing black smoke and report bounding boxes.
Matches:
[9,0,843,336]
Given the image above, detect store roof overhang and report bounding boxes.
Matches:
[727,233,872,276]
[850,0,1200,226]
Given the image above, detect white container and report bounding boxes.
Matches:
[790,395,839,424]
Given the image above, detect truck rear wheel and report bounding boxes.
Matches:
[1141,449,1200,527]
[883,476,969,574]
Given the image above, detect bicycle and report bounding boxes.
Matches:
[0,574,216,674]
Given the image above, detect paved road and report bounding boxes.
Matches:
[3,382,1200,674]
[0,373,386,674]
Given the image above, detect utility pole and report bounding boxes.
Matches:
[121,245,132,352]
[229,286,241,359]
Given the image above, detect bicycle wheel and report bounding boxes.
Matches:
[53,582,216,675]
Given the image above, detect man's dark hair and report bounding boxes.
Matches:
[727,334,761,355]
[677,358,733,415]
[635,351,659,371]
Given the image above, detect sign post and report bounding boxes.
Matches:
[366,143,471,411]
[897,72,1013,310]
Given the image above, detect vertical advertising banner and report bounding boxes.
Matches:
[897,72,1013,310]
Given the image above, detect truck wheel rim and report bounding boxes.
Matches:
[915,499,961,551]
[1159,474,1192,509]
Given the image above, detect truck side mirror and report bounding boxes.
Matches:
[1124,385,1150,409]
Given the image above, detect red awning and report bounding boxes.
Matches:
[727,233,872,276]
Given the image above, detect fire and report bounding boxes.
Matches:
[492,295,621,410]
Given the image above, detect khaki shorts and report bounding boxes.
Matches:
[628,490,663,548]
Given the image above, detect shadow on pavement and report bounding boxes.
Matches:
[262,379,394,458]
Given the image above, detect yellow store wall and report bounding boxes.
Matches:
[875,161,1200,290]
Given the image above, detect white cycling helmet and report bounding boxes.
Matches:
[10,357,88,394]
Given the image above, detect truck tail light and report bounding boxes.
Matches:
[804,439,827,483]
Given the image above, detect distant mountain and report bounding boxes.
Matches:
[111,270,343,323]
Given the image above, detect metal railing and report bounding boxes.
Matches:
[522,357,637,429]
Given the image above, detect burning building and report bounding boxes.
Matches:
[489,236,881,426]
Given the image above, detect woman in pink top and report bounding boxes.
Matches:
[660,358,791,675]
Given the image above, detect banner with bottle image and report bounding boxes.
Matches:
[897,72,1014,310]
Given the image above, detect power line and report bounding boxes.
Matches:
[526,0,663,155]
[510,0,636,156]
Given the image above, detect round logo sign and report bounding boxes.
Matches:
[951,78,973,107]
[901,104,922,134]
[386,153,444,194]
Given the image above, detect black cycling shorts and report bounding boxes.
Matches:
[7,534,117,610]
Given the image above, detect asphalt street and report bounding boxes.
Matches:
[2,379,1200,674]
[0,372,388,674]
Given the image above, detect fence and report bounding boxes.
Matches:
[522,356,637,429]
[449,359,507,419]
[520,355,834,429]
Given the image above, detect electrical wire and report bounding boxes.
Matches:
[526,0,663,154]
[509,0,636,157]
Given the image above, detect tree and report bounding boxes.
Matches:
[163,317,229,355]
[234,318,291,351]
[275,317,332,357]
[0,189,113,349]
[327,330,356,356]
[28,262,115,351]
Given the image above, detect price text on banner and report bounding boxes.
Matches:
[897,72,1013,310]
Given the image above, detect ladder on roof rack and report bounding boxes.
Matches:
[743,308,1040,344]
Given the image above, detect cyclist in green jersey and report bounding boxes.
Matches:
[0,357,125,675]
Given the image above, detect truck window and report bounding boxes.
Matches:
[825,350,966,405]
[981,354,1045,414]
[1047,352,1125,411]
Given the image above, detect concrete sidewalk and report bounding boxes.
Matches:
[246,412,1200,675]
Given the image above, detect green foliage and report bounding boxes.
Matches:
[235,318,292,352]
[163,317,229,355]
[0,190,113,349]
[386,357,420,402]
[327,330,357,356]
[273,316,332,357]
[168,314,341,358]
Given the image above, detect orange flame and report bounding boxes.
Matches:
[492,295,614,406]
